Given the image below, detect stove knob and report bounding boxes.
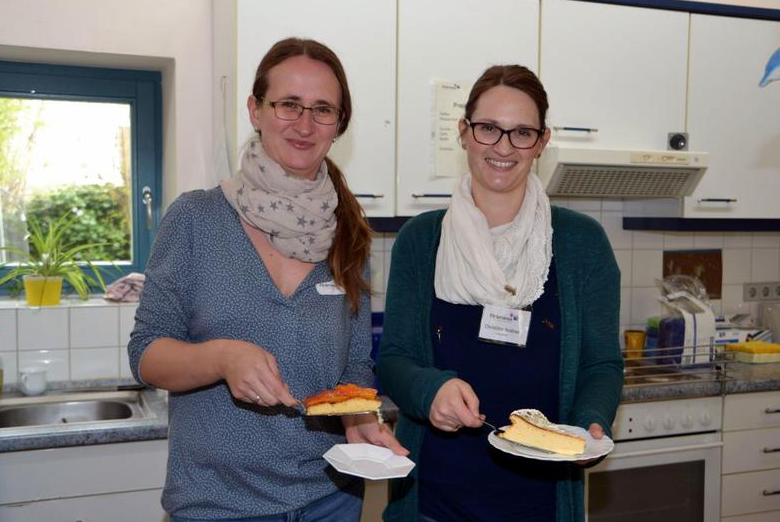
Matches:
[700,411,712,427]
[663,416,675,430]
[644,416,656,432]
[682,414,694,429]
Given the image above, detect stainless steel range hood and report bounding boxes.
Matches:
[538,145,708,198]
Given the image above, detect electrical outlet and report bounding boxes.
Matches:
[743,281,780,302]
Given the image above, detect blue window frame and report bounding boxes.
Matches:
[0,60,162,288]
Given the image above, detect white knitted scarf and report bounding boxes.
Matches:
[221,138,337,262]
[434,172,553,309]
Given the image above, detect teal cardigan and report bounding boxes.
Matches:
[376,207,624,522]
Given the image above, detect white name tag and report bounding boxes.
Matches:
[316,280,346,295]
[478,304,531,347]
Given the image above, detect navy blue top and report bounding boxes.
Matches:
[418,258,565,522]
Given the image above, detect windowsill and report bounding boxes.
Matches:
[0,297,139,310]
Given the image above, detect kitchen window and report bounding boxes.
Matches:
[0,60,161,290]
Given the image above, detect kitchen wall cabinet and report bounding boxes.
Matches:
[721,390,780,520]
[216,0,397,217]
[0,439,167,521]
[539,0,689,151]
[395,0,539,216]
[683,14,780,219]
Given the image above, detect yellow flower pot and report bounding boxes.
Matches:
[23,275,63,306]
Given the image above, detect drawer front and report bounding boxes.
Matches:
[722,510,780,522]
[722,468,780,517]
[724,391,780,431]
[723,428,780,474]
[0,489,166,522]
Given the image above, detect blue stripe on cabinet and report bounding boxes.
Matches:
[572,0,780,21]
[623,217,780,231]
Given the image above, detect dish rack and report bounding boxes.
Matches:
[623,339,735,391]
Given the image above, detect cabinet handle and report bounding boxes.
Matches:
[762,489,780,496]
[411,193,452,199]
[764,407,780,414]
[354,193,385,199]
[763,447,780,453]
[552,126,599,133]
[697,198,737,203]
[142,186,154,230]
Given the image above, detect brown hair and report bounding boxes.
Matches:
[252,37,371,314]
[464,65,549,128]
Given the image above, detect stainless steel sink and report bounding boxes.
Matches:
[0,390,155,429]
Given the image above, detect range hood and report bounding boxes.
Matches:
[537,145,708,198]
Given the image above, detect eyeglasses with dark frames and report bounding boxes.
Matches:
[259,97,342,125]
[465,118,544,149]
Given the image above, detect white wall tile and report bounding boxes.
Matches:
[601,199,623,212]
[1,350,18,384]
[568,198,601,211]
[370,251,384,294]
[18,349,69,381]
[601,212,633,250]
[723,233,752,248]
[693,232,724,249]
[631,250,663,287]
[384,234,396,253]
[663,232,694,250]
[0,309,17,352]
[708,299,722,316]
[383,249,393,294]
[613,250,632,288]
[70,306,119,348]
[722,249,752,285]
[751,249,780,281]
[721,283,748,316]
[630,287,661,324]
[18,308,68,351]
[578,210,601,223]
[119,305,138,348]
[753,233,780,249]
[370,235,384,254]
[120,347,133,379]
[619,288,630,325]
[633,230,664,250]
[370,293,385,314]
[549,197,570,208]
[71,347,120,380]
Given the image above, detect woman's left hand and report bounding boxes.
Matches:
[342,415,410,456]
[574,423,604,465]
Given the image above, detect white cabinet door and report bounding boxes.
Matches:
[540,0,688,150]
[232,0,396,217]
[684,14,780,218]
[0,489,167,522]
[396,0,539,216]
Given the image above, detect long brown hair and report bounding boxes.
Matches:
[252,37,371,314]
[464,65,549,128]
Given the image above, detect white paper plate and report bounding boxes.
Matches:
[487,424,614,462]
[323,443,416,480]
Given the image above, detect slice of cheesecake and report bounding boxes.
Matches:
[303,383,381,416]
[498,409,586,456]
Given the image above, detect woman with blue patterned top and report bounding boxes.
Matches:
[128,38,407,522]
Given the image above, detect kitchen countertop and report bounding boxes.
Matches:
[3,364,780,453]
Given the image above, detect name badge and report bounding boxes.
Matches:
[316,280,346,295]
[478,304,531,347]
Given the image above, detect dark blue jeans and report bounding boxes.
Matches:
[170,487,363,522]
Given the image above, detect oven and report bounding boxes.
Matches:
[585,396,723,522]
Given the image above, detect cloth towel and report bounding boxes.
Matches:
[104,272,146,302]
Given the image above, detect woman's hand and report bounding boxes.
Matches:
[343,415,409,456]
[574,423,604,465]
[220,339,299,408]
[429,378,484,432]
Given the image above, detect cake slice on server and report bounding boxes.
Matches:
[302,383,381,416]
[498,409,586,456]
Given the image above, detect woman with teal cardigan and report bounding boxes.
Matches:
[376,65,623,522]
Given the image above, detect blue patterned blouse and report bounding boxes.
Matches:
[128,188,372,519]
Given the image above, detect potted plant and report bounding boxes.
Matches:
[0,213,107,306]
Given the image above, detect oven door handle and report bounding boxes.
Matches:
[607,441,723,459]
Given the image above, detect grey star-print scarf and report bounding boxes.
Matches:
[220,138,337,262]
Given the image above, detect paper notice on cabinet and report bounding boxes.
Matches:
[432,80,468,178]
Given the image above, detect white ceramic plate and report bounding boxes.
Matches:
[323,443,416,480]
[487,424,614,462]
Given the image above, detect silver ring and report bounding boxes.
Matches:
[255,395,261,403]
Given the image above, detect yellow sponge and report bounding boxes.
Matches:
[726,341,780,363]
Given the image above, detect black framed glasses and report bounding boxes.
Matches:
[260,98,342,125]
[465,119,544,149]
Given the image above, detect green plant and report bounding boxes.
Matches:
[0,212,107,300]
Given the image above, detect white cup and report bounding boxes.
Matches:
[19,367,48,396]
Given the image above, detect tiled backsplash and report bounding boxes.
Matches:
[0,299,137,385]
[370,199,780,349]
